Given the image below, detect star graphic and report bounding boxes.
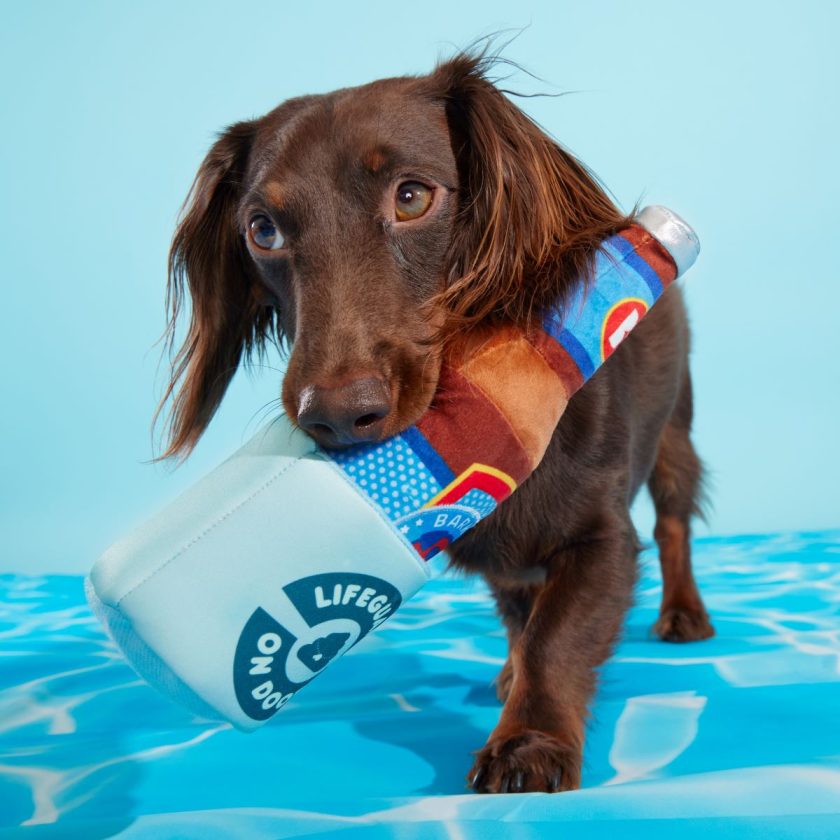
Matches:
[399,525,409,534]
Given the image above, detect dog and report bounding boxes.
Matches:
[155,51,714,794]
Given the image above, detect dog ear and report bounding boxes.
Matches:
[154,120,278,462]
[432,53,628,330]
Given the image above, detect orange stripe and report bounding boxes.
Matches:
[530,330,586,396]
[460,335,568,468]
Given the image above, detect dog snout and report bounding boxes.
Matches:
[296,377,392,447]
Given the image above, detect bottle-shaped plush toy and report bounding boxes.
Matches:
[87,206,700,730]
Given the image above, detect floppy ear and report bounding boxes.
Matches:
[433,53,629,329]
[154,120,279,462]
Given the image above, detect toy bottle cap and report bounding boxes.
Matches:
[636,205,700,278]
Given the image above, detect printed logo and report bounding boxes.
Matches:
[395,504,480,559]
[233,572,402,721]
[601,298,649,360]
[394,464,516,560]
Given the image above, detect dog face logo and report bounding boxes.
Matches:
[601,298,648,360]
[233,572,402,720]
[296,632,350,672]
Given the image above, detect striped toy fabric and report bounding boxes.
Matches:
[84,207,698,730]
[331,224,679,562]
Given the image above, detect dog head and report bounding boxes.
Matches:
[156,53,623,459]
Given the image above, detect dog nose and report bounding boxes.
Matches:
[297,378,392,447]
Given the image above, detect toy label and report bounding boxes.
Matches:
[391,464,515,560]
[395,504,479,560]
[601,298,649,360]
[233,572,402,721]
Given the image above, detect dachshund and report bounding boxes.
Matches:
[155,51,714,794]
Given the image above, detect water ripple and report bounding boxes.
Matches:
[1,530,839,836]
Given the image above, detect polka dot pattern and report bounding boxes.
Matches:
[457,489,498,520]
[332,434,442,520]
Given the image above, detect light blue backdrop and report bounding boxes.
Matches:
[2,1,838,574]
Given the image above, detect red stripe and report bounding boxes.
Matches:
[416,365,533,484]
[435,469,514,506]
[530,331,585,396]
[618,225,678,288]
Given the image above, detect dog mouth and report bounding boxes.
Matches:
[288,358,442,452]
[304,416,386,450]
[281,327,446,451]
[303,386,439,451]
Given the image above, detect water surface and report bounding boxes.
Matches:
[2,531,839,838]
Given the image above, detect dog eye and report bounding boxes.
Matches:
[394,182,432,222]
[248,215,285,251]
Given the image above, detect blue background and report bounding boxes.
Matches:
[2,0,838,574]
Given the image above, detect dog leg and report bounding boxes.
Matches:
[648,376,714,643]
[489,584,535,702]
[468,517,639,793]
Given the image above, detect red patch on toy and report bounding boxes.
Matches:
[426,464,516,508]
[601,299,649,361]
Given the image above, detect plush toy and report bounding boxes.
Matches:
[87,206,700,730]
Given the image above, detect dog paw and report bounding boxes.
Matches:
[654,605,714,642]
[467,729,581,793]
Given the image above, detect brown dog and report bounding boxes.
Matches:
[156,52,714,794]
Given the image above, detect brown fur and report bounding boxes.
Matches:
[155,50,713,793]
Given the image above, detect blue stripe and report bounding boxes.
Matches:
[542,234,663,382]
[542,309,564,342]
[542,280,587,341]
[400,425,455,486]
[558,329,595,380]
[604,235,663,299]
[596,244,656,308]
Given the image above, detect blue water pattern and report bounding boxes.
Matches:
[1,531,839,838]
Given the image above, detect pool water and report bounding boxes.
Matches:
[1,531,839,838]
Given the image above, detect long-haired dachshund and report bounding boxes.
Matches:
[155,51,714,794]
